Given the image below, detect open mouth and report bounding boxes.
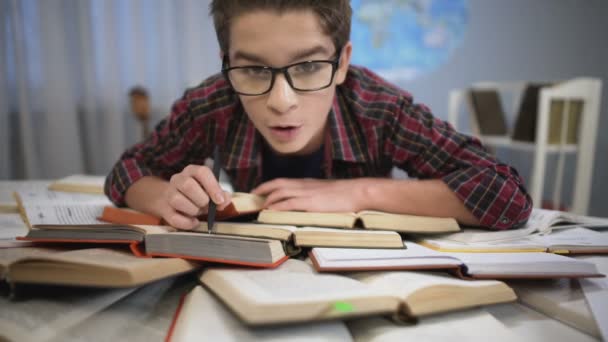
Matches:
[269,125,302,141]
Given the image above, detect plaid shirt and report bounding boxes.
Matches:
[106,66,532,230]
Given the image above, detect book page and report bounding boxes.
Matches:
[0,180,50,208]
[420,235,546,252]
[16,189,111,206]
[450,252,598,276]
[200,259,400,324]
[214,260,384,302]
[577,255,608,341]
[348,308,516,342]
[311,242,461,269]
[258,210,358,228]
[0,213,29,246]
[191,221,296,241]
[0,286,133,342]
[349,270,502,300]
[437,208,560,243]
[23,204,106,226]
[509,278,600,338]
[0,247,63,269]
[531,227,608,248]
[171,286,353,342]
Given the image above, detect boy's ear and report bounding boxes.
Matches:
[334,42,352,85]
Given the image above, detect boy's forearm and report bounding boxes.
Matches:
[125,176,170,218]
[359,178,481,226]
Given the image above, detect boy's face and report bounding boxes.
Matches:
[227,10,351,155]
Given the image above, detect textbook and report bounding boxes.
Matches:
[99,208,404,250]
[47,174,106,195]
[467,89,508,136]
[309,242,603,279]
[16,189,288,267]
[21,224,289,268]
[0,246,199,288]
[437,208,608,244]
[419,227,608,254]
[200,259,516,325]
[166,285,352,342]
[257,209,460,233]
[0,181,51,213]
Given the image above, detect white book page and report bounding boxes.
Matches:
[17,189,111,206]
[172,286,353,342]
[312,242,461,268]
[0,287,133,342]
[0,181,50,206]
[421,236,545,251]
[531,227,608,247]
[450,252,598,276]
[348,308,516,342]
[576,255,608,341]
[349,271,501,300]
[24,204,106,226]
[440,209,608,244]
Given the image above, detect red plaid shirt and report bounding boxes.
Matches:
[106,66,532,230]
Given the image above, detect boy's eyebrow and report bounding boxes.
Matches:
[232,46,332,65]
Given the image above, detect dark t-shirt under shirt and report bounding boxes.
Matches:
[261,143,324,182]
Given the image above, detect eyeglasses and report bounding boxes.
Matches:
[222,49,342,96]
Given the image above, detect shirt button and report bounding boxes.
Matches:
[500,217,510,224]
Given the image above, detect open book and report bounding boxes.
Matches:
[257,210,460,233]
[16,191,289,268]
[309,242,603,279]
[199,259,515,325]
[167,285,352,342]
[0,246,199,288]
[437,208,608,243]
[419,227,608,254]
[0,180,52,213]
[100,208,405,250]
[48,174,106,195]
[508,279,601,338]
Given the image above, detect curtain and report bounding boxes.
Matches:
[0,0,220,179]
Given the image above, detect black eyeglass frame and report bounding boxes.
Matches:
[221,48,342,96]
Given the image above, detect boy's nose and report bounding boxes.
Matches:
[266,74,297,114]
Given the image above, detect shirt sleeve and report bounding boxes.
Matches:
[104,90,204,206]
[384,98,533,230]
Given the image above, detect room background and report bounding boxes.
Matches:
[1,0,606,216]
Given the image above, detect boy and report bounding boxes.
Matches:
[105,0,532,231]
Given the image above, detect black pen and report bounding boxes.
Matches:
[207,145,221,234]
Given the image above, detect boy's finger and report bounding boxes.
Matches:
[192,167,225,205]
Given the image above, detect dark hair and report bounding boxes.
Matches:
[129,86,148,98]
[209,0,351,54]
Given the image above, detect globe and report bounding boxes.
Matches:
[351,0,468,81]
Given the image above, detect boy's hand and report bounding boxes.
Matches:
[251,178,368,212]
[162,165,231,229]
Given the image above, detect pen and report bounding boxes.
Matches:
[207,145,221,234]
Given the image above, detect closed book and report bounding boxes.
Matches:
[467,89,508,136]
[47,174,106,195]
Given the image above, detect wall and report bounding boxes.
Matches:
[393,0,608,216]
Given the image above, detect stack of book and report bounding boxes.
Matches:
[1,174,607,340]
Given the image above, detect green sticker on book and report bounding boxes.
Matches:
[333,301,354,312]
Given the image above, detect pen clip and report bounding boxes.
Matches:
[207,145,222,234]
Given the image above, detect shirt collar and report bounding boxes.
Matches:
[223,92,368,171]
